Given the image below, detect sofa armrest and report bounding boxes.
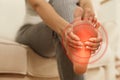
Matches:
[0,39,27,75]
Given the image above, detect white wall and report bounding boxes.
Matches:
[115,0,120,59]
[0,0,119,47]
[0,0,26,40]
[92,0,120,59]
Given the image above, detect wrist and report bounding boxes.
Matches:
[61,23,73,38]
[58,22,72,37]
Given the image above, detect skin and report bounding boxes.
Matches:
[28,0,102,74]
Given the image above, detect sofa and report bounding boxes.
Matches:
[0,0,59,80]
[0,0,119,80]
[0,36,116,80]
[0,39,59,80]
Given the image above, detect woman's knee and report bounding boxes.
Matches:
[32,45,56,58]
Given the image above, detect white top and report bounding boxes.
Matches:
[24,0,49,24]
[24,0,79,24]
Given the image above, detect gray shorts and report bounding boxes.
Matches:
[16,0,84,80]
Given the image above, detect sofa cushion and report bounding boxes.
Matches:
[0,74,60,80]
[0,39,27,75]
[0,39,59,78]
[27,48,59,78]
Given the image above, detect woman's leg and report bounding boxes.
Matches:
[16,0,84,79]
[16,23,84,80]
[56,40,84,80]
[16,22,56,58]
[49,0,84,80]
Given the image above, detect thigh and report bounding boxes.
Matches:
[16,22,56,58]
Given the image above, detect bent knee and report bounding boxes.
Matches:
[31,45,56,58]
[35,50,56,58]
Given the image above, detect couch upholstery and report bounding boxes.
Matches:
[0,39,60,80]
[116,58,120,80]
[0,38,117,80]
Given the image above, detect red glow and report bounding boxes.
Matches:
[72,22,98,73]
[73,23,98,42]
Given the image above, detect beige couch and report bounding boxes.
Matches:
[0,38,117,80]
[0,39,59,80]
[116,57,120,80]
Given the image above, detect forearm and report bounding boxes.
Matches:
[28,0,69,36]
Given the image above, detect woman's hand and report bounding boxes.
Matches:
[85,37,102,54]
[62,6,102,55]
[62,6,102,74]
[83,8,100,28]
[61,4,101,52]
[62,7,84,57]
[83,8,102,53]
[62,21,83,57]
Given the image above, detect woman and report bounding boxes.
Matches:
[16,0,102,80]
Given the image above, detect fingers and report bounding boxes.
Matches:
[66,32,82,45]
[86,46,98,51]
[88,37,102,43]
[95,22,101,29]
[68,42,82,49]
[91,17,100,29]
[85,41,100,51]
[66,31,83,48]
[84,37,102,52]
[66,30,80,41]
[63,26,83,49]
[89,17,97,25]
[85,41,100,48]
[83,8,101,29]
[90,17,100,29]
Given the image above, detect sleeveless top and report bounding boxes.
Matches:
[24,0,79,24]
[24,0,49,24]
